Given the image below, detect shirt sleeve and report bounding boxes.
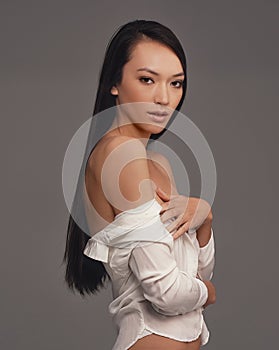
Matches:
[128,238,208,316]
[197,227,215,281]
[83,198,209,316]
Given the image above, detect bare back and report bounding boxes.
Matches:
[84,135,176,230]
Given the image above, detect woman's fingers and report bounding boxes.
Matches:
[160,207,178,222]
[166,220,179,232]
[156,192,211,240]
[165,214,184,232]
[172,221,190,239]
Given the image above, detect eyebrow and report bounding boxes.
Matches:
[137,67,184,77]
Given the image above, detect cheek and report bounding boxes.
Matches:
[120,84,144,101]
[122,85,150,102]
[171,91,183,107]
[117,88,134,103]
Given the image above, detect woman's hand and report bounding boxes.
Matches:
[196,274,216,309]
[202,280,216,308]
[156,187,212,240]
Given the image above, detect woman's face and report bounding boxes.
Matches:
[110,39,184,134]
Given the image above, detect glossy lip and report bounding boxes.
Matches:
[147,112,168,123]
[147,110,169,116]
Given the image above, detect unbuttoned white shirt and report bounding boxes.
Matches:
[83,198,215,350]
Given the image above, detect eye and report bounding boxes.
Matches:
[139,77,154,84]
[171,80,184,88]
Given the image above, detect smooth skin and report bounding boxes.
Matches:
[109,39,184,144]
[85,39,215,350]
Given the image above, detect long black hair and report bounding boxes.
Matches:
[62,19,188,297]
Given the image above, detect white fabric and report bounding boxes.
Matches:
[83,198,215,350]
[83,199,172,263]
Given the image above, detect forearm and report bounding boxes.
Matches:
[196,220,212,247]
[129,240,209,316]
[197,223,215,281]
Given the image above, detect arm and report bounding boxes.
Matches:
[104,138,208,315]
[197,222,215,281]
[129,239,208,315]
[149,150,216,301]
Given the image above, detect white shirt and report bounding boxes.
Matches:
[83,198,215,350]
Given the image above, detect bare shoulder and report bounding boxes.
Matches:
[101,136,154,212]
[102,135,149,169]
[87,135,146,175]
[85,135,152,218]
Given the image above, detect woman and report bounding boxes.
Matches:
[63,19,216,350]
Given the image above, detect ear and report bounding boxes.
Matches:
[110,86,118,96]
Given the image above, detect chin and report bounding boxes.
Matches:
[151,125,166,134]
[140,123,165,135]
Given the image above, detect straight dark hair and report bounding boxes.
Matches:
[62,19,188,297]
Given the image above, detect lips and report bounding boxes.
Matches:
[147,111,168,123]
[147,111,169,116]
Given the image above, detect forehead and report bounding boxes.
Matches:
[126,40,183,74]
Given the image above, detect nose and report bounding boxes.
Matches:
[154,83,169,105]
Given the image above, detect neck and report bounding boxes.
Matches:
[108,115,151,148]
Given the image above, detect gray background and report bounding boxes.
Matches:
[1,0,278,349]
